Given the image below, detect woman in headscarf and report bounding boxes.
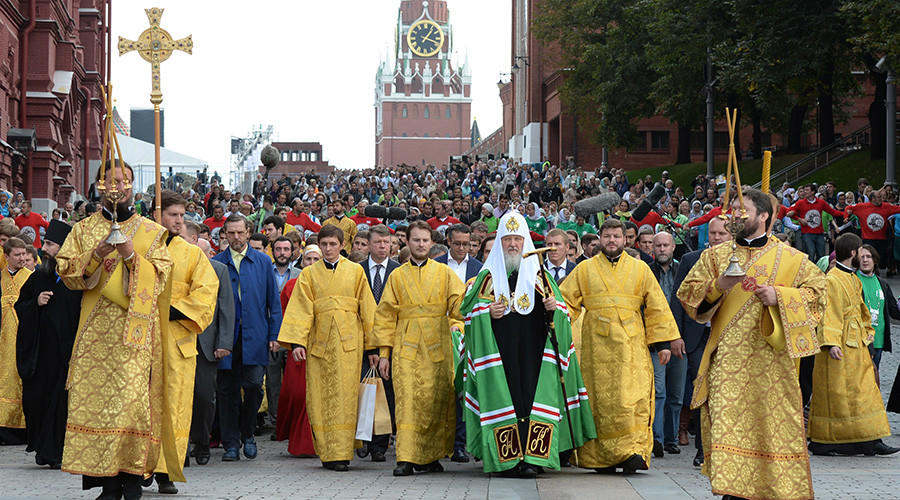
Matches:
[274,244,322,457]
[0,191,10,217]
[524,202,547,236]
[614,200,632,221]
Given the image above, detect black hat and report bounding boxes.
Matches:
[45,219,72,246]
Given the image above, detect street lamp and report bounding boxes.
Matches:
[512,55,529,70]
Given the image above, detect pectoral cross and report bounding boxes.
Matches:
[118,7,192,219]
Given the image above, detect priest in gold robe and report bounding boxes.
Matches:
[0,237,32,444]
[58,162,172,499]
[278,225,377,471]
[371,220,466,476]
[677,189,825,500]
[152,190,218,493]
[808,233,898,456]
[322,198,357,255]
[560,218,679,473]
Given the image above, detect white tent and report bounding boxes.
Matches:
[90,134,209,194]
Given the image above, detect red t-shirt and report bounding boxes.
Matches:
[846,202,900,240]
[687,206,722,228]
[630,212,679,233]
[787,198,844,234]
[426,216,462,237]
[15,212,49,247]
[204,216,226,250]
[350,214,382,231]
[285,211,322,234]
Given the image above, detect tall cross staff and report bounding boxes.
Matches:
[118,7,192,220]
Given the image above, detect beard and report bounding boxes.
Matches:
[736,217,760,240]
[601,243,624,260]
[274,255,290,267]
[851,255,860,269]
[41,254,57,274]
[504,250,521,274]
[655,253,671,266]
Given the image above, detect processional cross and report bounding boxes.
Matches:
[118,7,192,218]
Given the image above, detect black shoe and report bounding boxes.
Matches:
[189,444,197,458]
[139,477,153,488]
[356,442,370,459]
[874,440,900,455]
[95,484,123,500]
[413,460,444,473]
[323,460,349,472]
[155,474,178,495]
[618,454,648,473]
[49,461,62,470]
[664,444,681,455]
[270,432,278,441]
[808,442,839,456]
[518,463,539,478]
[371,451,386,462]
[692,449,703,467]
[195,444,210,465]
[121,475,143,500]
[652,440,664,458]
[393,462,414,476]
[594,466,616,474]
[451,449,469,462]
[35,455,48,466]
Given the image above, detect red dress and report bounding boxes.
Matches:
[274,277,316,456]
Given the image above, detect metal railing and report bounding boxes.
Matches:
[752,124,871,189]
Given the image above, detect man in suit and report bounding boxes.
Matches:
[356,224,400,462]
[212,215,283,462]
[544,229,576,283]
[670,216,731,467]
[189,234,235,465]
[434,224,482,462]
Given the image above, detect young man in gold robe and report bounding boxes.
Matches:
[278,225,377,471]
[677,189,826,500]
[560,218,679,473]
[57,162,172,500]
[371,220,466,476]
[322,198,357,255]
[0,237,32,443]
[808,232,899,457]
[151,190,219,493]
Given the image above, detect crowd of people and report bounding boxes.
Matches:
[1,156,899,500]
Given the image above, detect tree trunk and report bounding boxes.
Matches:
[751,104,763,160]
[676,122,692,164]
[787,104,809,154]
[869,70,887,161]
[819,62,836,148]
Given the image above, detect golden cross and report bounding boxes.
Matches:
[118,7,192,105]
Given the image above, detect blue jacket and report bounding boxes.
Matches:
[212,245,283,368]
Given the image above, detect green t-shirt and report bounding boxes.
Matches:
[857,271,885,349]
[557,221,596,237]
[526,217,548,236]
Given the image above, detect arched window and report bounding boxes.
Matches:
[402,106,408,118]
[424,107,430,119]
[445,106,451,119]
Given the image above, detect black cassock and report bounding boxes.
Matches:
[490,271,547,440]
[14,265,82,464]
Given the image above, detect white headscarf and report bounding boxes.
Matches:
[480,212,540,315]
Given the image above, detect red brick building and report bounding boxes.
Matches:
[271,141,334,176]
[483,0,887,171]
[374,0,472,169]
[0,0,107,212]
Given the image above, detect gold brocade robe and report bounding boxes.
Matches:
[277,257,376,462]
[371,259,465,465]
[677,238,825,500]
[0,266,32,428]
[559,252,679,469]
[155,236,218,481]
[57,213,172,478]
[808,267,890,444]
[323,215,357,254]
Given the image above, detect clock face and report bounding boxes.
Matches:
[407,20,444,58]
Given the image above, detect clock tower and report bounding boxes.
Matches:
[375,1,472,169]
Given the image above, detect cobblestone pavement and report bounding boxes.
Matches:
[2,284,899,499]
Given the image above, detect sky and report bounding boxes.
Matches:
[110,0,511,183]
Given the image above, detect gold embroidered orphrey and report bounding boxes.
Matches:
[505,216,520,233]
[493,423,523,463]
[516,292,531,312]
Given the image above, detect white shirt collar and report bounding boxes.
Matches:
[368,256,388,270]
